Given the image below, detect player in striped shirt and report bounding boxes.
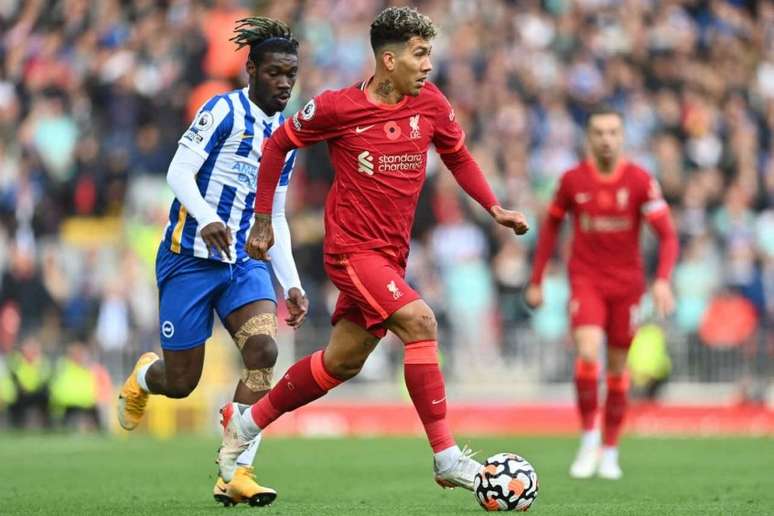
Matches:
[117,17,306,506]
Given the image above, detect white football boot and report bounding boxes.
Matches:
[217,403,258,482]
[434,445,483,490]
[597,446,623,480]
[569,430,600,479]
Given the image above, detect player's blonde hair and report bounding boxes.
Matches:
[370,7,437,52]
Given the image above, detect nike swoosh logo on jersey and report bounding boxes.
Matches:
[431,397,446,405]
[355,125,375,134]
[575,193,591,203]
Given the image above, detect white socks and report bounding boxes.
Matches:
[136,362,154,393]
[580,429,601,449]
[600,446,618,462]
[237,403,262,436]
[236,433,263,466]
[433,445,462,472]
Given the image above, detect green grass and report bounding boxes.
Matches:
[0,434,772,515]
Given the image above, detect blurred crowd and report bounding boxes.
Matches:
[1,0,773,425]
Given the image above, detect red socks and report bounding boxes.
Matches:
[250,350,342,429]
[574,359,599,432]
[403,340,455,452]
[603,372,629,446]
[245,339,464,456]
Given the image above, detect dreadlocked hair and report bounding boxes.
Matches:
[370,7,437,52]
[231,17,299,65]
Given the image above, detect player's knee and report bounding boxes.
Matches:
[577,348,598,364]
[165,379,196,399]
[326,354,368,380]
[606,346,628,374]
[241,334,278,369]
[233,313,277,357]
[397,309,438,340]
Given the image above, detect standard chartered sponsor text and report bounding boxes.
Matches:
[378,153,424,172]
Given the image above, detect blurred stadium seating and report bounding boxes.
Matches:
[0,0,772,434]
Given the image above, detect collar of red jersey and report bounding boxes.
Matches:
[585,157,629,183]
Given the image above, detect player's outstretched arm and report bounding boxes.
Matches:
[439,145,529,234]
[249,125,298,261]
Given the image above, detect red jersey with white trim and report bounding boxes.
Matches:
[549,160,668,292]
[284,80,464,263]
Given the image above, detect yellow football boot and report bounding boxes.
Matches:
[213,466,277,507]
[117,352,159,430]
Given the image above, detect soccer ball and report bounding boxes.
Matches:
[473,453,538,512]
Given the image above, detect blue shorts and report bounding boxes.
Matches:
[156,244,276,350]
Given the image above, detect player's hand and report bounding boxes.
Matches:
[491,205,529,235]
[247,214,274,261]
[651,278,675,318]
[201,221,232,260]
[524,283,544,310]
[285,287,309,329]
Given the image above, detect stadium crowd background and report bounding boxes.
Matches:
[0,0,772,429]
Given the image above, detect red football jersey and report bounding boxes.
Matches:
[284,79,464,263]
[547,159,668,292]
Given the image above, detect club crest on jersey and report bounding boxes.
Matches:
[387,280,403,299]
[616,188,629,209]
[409,114,421,139]
[161,321,175,338]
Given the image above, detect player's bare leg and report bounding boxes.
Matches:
[598,346,628,480]
[218,319,376,482]
[569,326,604,479]
[212,300,279,506]
[386,299,482,491]
[117,346,204,430]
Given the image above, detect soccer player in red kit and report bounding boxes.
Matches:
[525,107,679,479]
[216,6,529,491]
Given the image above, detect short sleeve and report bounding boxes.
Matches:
[431,89,465,154]
[284,91,339,148]
[178,95,234,160]
[640,176,668,217]
[548,173,572,219]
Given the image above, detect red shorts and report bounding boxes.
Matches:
[324,251,421,338]
[569,279,643,349]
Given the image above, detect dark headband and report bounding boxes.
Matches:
[250,37,295,52]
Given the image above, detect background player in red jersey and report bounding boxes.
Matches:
[216,6,529,491]
[525,107,679,480]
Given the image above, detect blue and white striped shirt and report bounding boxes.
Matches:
[163,88,296,263]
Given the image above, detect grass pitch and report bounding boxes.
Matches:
[1,433,771,515]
